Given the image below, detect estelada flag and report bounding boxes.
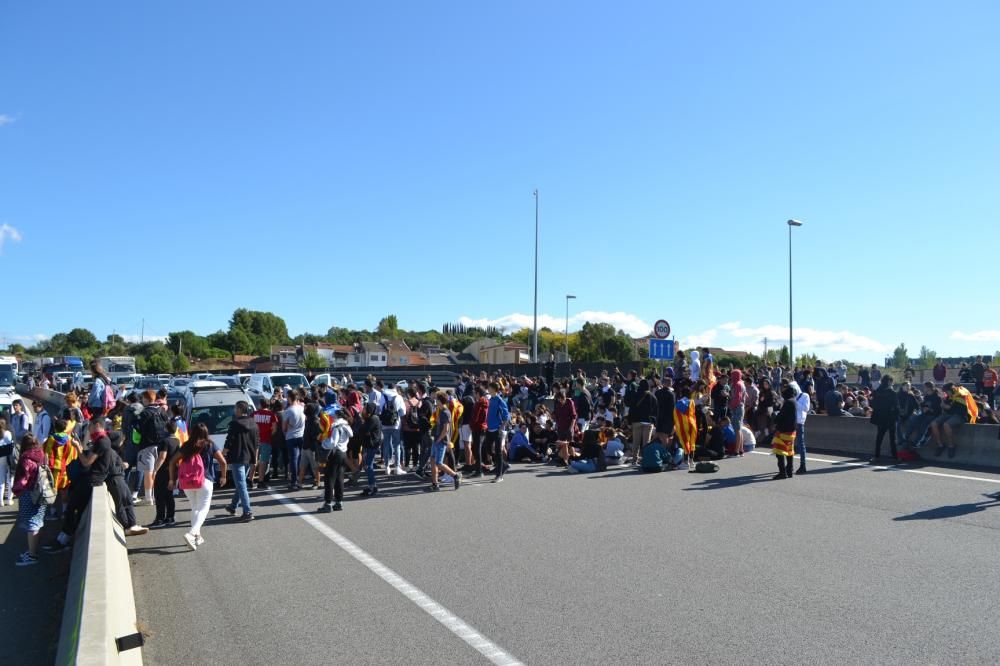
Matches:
[674,398,698,454]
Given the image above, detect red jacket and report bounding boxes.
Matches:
[554,399,577,434]
[470,397,488,432]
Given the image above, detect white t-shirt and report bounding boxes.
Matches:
[283,403,305,439]
[740,426,757,450]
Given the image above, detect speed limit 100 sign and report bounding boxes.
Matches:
[653,320,671,339]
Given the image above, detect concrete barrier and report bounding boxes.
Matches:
[55,486,144,666]
[804,414,1000,469]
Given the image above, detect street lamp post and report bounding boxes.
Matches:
[532,189,539,364]
[787,219,804,366]
[564,294,576,361]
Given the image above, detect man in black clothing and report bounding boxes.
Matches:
[654,378,676,447]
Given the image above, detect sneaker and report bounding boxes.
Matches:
[440,474,453,485]
[41,543,70,554]
[183,532,197,551]
[163,518,176,527]
[493,476,505,483]
[126,525,149,536]
[370,487,378,496]
[311,484,319,490]
[15,552,38,567]
[240,513,254,523]
[395,466,405,476]
[345,478,358,487]
[333,502,343,511]
[361,487,373,497]
[413,469,426,479]
[131,492,139,501]
[195,535,205,546]
[454,473,462,490]
[470,471,483,479]
[423,484,440,492]
[795,467,808,475]
[257,482,270,490]
[149,519,165,528]
[934,445,945,457]
[385,467,395,477]
[223,506,236,517]
[318,504,332,513]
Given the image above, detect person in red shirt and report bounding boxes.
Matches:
[253,403,278,489]
[983,364,998,409]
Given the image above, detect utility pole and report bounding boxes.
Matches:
[532,189,539,364]
[141,319,145,345]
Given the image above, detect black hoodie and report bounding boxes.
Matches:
[224,414,259,466]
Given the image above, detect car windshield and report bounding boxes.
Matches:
[0,371,14,387]
[270,375,307,389]
[190,405,236,436]
[108,363,135,373]
[211,377,240,388]
[171,379,190,386]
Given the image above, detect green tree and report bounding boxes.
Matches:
[376,315,399,339]
[8,343,25,354]
[173,353,190,373]
[777,345,790,365]
[892,343,909,369]
[228,309,289,351]
[302,351,327,370]
[146,352,173,374]
[66,328,98,350]
[918,345,937,369]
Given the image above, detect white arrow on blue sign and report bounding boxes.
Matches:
[648,338,675,361]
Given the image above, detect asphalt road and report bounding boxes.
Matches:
[129,450,1000,666]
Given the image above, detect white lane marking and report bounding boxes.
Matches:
[269,492,524,666]
[749,450,1000,485]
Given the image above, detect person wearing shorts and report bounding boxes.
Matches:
[137,445,158,496]
[459,424,473,467]
[424,392,460,492]
[929,383,973,458]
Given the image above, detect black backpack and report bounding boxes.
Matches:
[379,393,399,427]
[139,407,170,447]
[405,402,421,429]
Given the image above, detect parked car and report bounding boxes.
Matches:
[246,372,309,403]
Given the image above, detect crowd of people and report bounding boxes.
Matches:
[5,352,997,566]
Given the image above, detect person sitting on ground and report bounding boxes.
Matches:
[568,425,606,474]
[604,429,627,466]
[721,417,756,455]
[507,423,542,462]
[640,436,674,473]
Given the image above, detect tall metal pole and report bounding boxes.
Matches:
[532,189,539,363]
[564,295,575,360]
[788,223,793,367]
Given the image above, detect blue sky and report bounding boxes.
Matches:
[2,1,999,363]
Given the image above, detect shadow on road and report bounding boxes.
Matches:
[893,494,1000,521]
[682,473,774,490]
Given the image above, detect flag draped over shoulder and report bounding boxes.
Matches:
[952,386,978,423]
[674,398,697,454]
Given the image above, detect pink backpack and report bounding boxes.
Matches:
[177,452,206,490]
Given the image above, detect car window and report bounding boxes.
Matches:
[189,405,236,436]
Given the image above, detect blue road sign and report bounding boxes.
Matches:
[648,338,674,361]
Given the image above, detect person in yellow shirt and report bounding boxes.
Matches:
[43,418,81,518]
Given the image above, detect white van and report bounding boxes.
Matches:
[183,381,255,449]
[246,372,309,403]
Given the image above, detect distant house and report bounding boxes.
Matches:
[302,343,356,368]
[462,338,499,359]
[360,341,388,368]
[270,345,298,370]
[478,342,530,365]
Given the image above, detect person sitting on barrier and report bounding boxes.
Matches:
[901,382,941,449]
[929,383,978,459]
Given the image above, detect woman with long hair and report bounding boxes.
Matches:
[12,434,47,566]
[168,423,227,551]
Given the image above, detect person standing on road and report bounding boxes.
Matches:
[298,402,321,490]
[469,387,489,476]
[728,371,746,456]
[412,382,435,478]
[31,401,51,448]
[486,382,510,482]
[379,382,406,476]
[136,391,168,506]
[401,388,421,471]
[318,411,352,513]
[150,419,181,528]
[654,377,676,448]
[87,360,113,417]
[11,434,47,566]
[771,386,798,480]
[628,380,657,466]
[222,401,258,522]
[282,393,305,491]
[425,391,461,492]
[169,423,227,551]
[794,382,810,474]
[359,402,383,497]
[0,420,13,506]
[869,375,899,463]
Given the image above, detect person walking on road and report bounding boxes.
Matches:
[169,423,227,551]
[222,401,258,522]
[870,375,899,463]
[136,390,169,506]
[425,392,461,492]
[253,400,278,490]
[794,381,810,474]
[150,420,181,528]
[379,382,406,476]
[11,434,47,566]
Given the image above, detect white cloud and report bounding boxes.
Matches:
[0,224,22,254]
[122,334,169,344]
[9,333,47,343]
[458,311,652,337]
[678,321,890,357]
[0,115,13,126]
[950,330,1000,343]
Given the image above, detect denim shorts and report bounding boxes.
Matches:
[258,443,272,463]
[932,413,964,428]
[431,442,448,465]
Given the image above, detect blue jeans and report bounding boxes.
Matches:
[570,459,597,473]
[795,424,806,467]
[227,463,252,515]
[382,428,402,468]
[286,438,303,485]
[363,447,378,488]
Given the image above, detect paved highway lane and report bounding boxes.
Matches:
[130,451,1000,665]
